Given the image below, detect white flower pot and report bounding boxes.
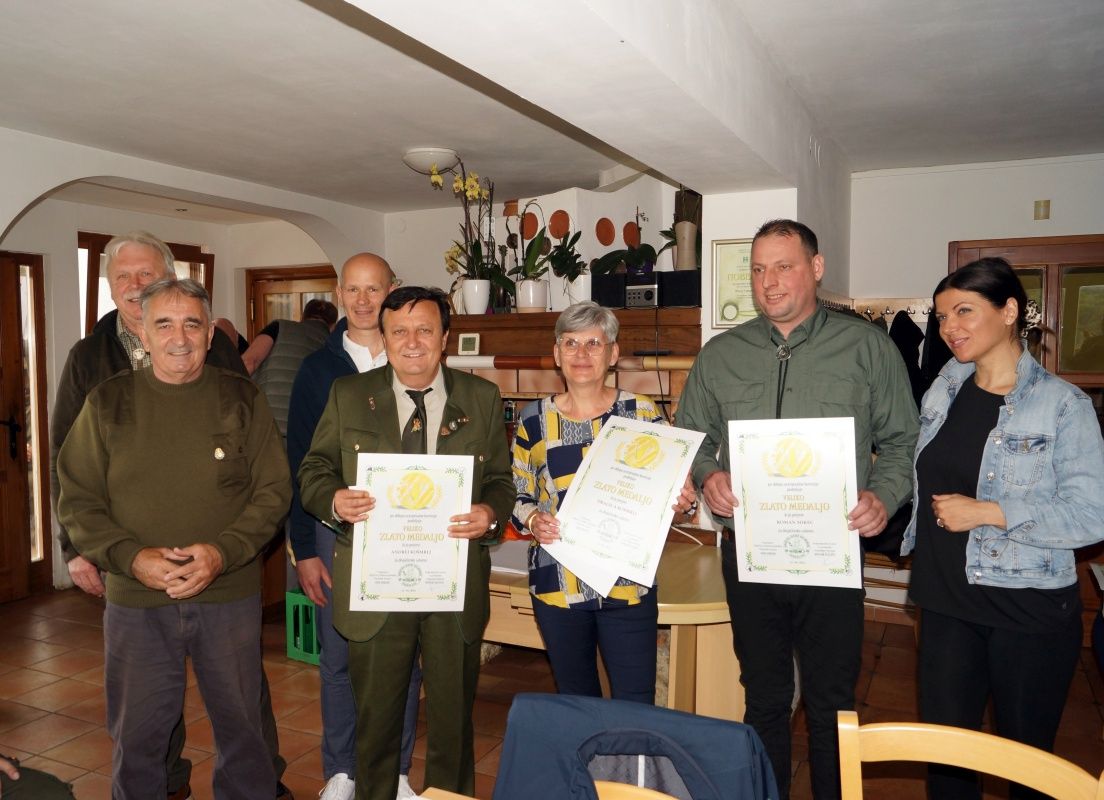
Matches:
[516,279,549,313]
[461,279,490,315]
[565,273,592,305]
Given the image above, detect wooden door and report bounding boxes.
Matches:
[0,254,31,602]
[245,265,337,340]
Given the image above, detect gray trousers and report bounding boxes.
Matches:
[316,524,422,779]
[105,595,276,800]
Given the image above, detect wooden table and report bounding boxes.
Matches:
[485,541,744,721]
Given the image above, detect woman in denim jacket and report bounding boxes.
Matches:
[902,258,1104,800]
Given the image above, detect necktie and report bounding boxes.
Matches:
[401,389,431,454]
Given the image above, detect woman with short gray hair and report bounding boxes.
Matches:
[510,301,695,703]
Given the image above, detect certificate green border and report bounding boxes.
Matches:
[712,238,755,328]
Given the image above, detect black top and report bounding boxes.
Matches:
[910,376,1080,632]
[259,320,281,341]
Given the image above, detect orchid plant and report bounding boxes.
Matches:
[431,161,513,296]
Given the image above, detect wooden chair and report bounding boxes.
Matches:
[837,710,1104,800]
[594,780,679,799]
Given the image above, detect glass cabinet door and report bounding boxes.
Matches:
[1013,267,1045,363]
[1059,264,1104,374]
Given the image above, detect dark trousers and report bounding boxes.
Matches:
[316,525,422,779]
[164,643,286,793]
[531,590,658,704]
[917,607,1082,800]
[721,538,864,800]
[347,612,481,800]
[105,596,275,800]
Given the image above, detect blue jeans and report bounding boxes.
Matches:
[316,525,421,778]
[531,589,658,704]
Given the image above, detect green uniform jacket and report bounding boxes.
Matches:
[298,364,515,644]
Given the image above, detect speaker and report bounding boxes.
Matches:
[658,270,701,307]
[592,273,626,308]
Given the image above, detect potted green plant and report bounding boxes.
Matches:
[591,207,673,277]
[548,231,591,304]
[508,226,550,312]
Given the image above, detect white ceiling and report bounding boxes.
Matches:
[2,0,1102,220]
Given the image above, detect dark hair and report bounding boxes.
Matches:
[753,219,818,258]
[302,298,338,326]
[933,257,1028,334]
[379,286,450,332]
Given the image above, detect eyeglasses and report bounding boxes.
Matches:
[557,337,608,355]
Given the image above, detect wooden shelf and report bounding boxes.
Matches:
[446,308,700,357]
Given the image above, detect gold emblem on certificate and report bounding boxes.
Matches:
[728,418,861,589]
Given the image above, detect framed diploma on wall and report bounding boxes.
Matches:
[712,238,757,328]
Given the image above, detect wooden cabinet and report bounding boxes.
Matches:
[446,308,701,357]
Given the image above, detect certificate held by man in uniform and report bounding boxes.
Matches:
[349,453,473,611]
[728,417,861,589]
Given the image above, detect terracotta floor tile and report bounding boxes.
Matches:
[20,753,91,782]
[270,669,321,698]
[0,712,96,752]
[55,693,106,726]
[874,644,918,678]
[43,624,105,651]
[70,664,104,686]
[0,638,73,669]
[863,672,918,715]
[284,743,323,779]
[269,689,312,720]
[0,666,62,699]
[184,716,216,752]
[273,727,321,765]
[278,701,323,735]
[474,741,503,776]
[470,699,511,736]
[276,769,325,800]
[261,659,308,684]
[41,727,114,771]
[31,649,106,678]
[71,769,113,800]
[12,676,104,712]
[0,698,48,733]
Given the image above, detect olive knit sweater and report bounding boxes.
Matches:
[57,366,291,608]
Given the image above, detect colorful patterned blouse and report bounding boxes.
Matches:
[510,390,665,609]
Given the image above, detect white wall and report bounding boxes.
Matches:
[702,188,797,343]
[222,220,330,332]
[850,153,1104,298]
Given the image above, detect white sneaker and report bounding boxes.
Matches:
[319,772,355,800]
[395,774,418,800]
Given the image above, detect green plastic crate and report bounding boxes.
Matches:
[285,590,321,665]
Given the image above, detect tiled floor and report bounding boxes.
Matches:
[1,588,1101,799]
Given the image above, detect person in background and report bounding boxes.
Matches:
[214,316,250,354]
[47,231,295,800]
[287,254,422,800]
[57,278,291,800]
[903,257,1104,800]
[677,219,918,799]
[510,301,696,704]
[245,298,339,436]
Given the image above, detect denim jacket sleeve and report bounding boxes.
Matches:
[1001,391,1104,550]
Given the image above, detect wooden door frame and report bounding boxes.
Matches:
[244,264,336,340]
[0,251,50,599]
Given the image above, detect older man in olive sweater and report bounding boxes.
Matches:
[58,279,291,800]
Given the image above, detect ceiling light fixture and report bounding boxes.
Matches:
[402,147,460,175]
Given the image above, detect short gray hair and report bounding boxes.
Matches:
[554,301,619,342]
[140,278,211,322]
[104,231,177,278]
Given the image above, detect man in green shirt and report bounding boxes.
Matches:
[678,219,918,800]
[58,279,291,800]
